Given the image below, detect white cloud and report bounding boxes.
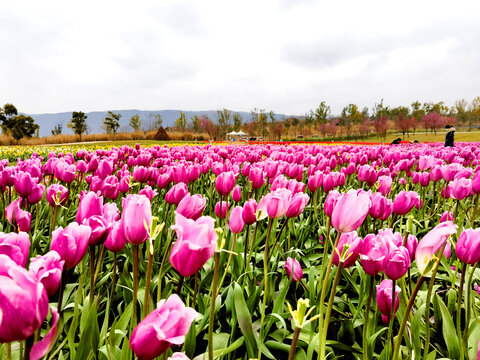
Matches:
[1,0,479,116]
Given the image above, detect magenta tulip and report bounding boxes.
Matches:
[385,246,411,280]
[215,171,236,196]
[85,215,109,246]
[0,231,31,267]
[415,221,457,275]
[456,228,480,265]
[264,188,292,219]
[249,167,266,189]
[324,190,341,217]
[449,177,473,200]
[330,189,371,233]
[121,194,152,245]
[76,191,104,224]
[215,201,229,218]
[46,184,69,207]
[29,250,65,297]
[392,191,420,215]
[103,203,120,224]
[369,192,393,221]
[376,279,401,324]
[130,294,198,360]
[169,212,217,277]
[14,171,38,198]
[284,257,303,282]
[333,231,362,268]
[165,183,189,205]
[377,175,393,196]
[27,183,45,204]
[51,222,92,269]
[242,199,257,225]
[286,192,310,218]
[232,185,242,202]
[360,233,391,276]
[229,206,245,233]
[0,254,49,342]
[176,193,206,220]
[104,221,127,253]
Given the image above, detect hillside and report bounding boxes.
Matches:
[26,110,295,137]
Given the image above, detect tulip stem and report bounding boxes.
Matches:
[243,224,250,274]
[208,251,220,360]
[317,231,341,360]
[363,276,374,360]
[24,335,34,360]
[218,233,237,290]
[386,279,396,358]
[258,218,274,360]
[157,233,175,301]
[93,245,105,284]
[422,241,448,360]
[111,253,117,297]
[471,194,479,225]
[193,272,199,308]
[393,276,425,360]
[176,275,184,295]
[132,244,139,330]
[89,246,95,304]
[143,241,154,318]
[288,327,301,360]
[319,261,344,359]
[463,261,479,350]
[457,263,467,360]
[5,343,11,360]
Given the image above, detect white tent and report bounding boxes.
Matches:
[226,131,240,136]
[236,131,247,136]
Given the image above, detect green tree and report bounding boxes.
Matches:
[217,108,231,140]
[0,103,39,140]
[68,111,88,140]
[103,111,121,136]
[314,101,331,125]
[340,103,363,136]
[232,112,243,131]
[153,114,163,129]
[191,115,202,133]
[51,123,62,135]
[129,114,142,132]
[268,111,276,140]
[467,96,480,131]
[175,111,187,131]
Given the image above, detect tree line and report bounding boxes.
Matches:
[2,97,480,142]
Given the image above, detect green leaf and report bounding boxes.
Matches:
[434,293,460,359]
[75,301,100,360]
[411,304,426,359]
[233,282,258,358]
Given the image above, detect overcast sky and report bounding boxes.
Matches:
[1,0,479,116]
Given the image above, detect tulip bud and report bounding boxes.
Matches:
[284,257,303,282]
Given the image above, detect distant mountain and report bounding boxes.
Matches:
[25,110,298,137]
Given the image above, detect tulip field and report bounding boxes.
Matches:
[1,141,480,360]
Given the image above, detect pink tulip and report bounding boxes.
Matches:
[85,215,109,246]
[308,171,324,193]
[139,185,158,201]
[264,188,292,219]
[242,199,257,225]
[169,212,217,277]
[169,353,190,360]
[448,178,473,200]
[165,183,189,205]
[104,221,127,253]
[14,171,38,198]
[119,175,130,193]
[392,191,420,215]
[360,233,391,276]
[229,206,245,233]
[76,191,104,224]
[0,231,31,267]
[284,257,303,282]
[215,171,236,196]
[330,189,371,233]
[121,194,152,245]
[130,294,198,360]
[440,211,453,223]
[324,190,341,217]
[176,193,207,220]
[232,185,242,202]
[215,200,229,218]
[51,222,92,269]
[456,228,480,265]
[0,254,49,342]
[376,279,401,324]
[27,183,45,204]
[286,192,309,218]
[415,221,457,275]
[249,167,266,189]
[103,203,120,224]
[102,175,120,200]
[5,198,32,232]
[472,171,480,194]
[369,192,393,221]
[385,246,411,280]
[333,231,362,268]
[377,175,392,196]
[46,184,69,207]
[29,250,64,297]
